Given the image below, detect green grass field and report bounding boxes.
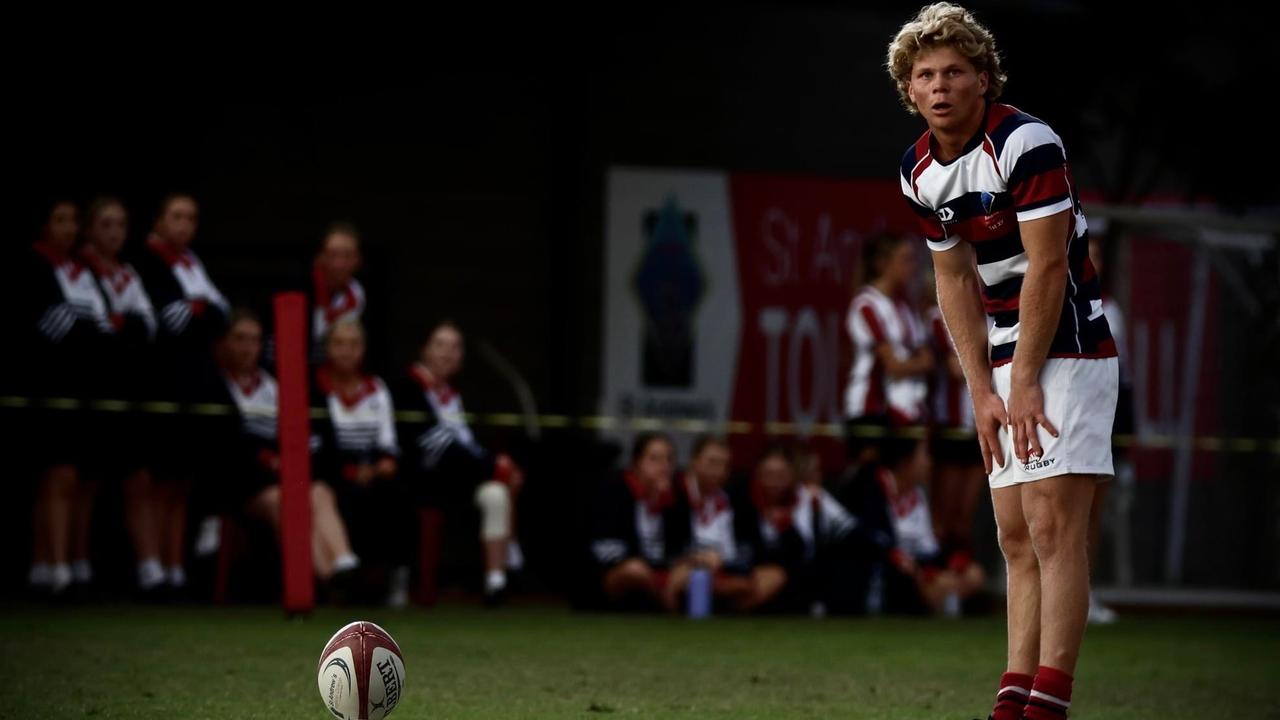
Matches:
[2,604,1276,719]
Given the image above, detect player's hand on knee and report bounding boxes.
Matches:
[971,390,1008,474]
[1006,381,1058,464]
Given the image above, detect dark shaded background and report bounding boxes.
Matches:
[10,3,1268,417]
[6,4,1275,593]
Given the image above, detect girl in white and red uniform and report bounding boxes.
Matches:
[394,321,525,604]
[312,318,405,605]
[77,197,159,593]
[19,200,112,597]
[844,234,934,462]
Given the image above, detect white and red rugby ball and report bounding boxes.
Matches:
[317,621,406,720]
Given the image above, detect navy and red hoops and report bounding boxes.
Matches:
[900,102,1115,367]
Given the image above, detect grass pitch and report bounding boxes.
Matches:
[2,603,1275,719]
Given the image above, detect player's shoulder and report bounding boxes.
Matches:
[258,368,279,392]
[899,129,933,181]
[987,103,1058,156]
[851,285,891,313]
[370,374,393,398]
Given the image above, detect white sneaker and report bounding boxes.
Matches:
[72,559,93,585]
[49,564,73,594]
[386,566,410,609]
[943,591,962,618]
[28,563,52,588]
[1088,594,1118,625]
[194,516,221,557]
[506,540,525,572]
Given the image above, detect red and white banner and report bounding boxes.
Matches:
[602,167,919,470]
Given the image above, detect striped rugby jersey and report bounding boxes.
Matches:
[224,369,278,442]
[901,103,1115,367]
[316,369,399,459]
[926,306,973,430]
[844,285,929,422]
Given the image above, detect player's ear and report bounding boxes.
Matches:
[978,71,989,95]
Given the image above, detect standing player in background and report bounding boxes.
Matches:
[133,193,230,596]
[20,200,113,598]
[843,233,934,464]
[79,197,158,594]
[888,4,1117,719]
[1084,234,1132,625]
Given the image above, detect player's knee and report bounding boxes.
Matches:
[1027,511,1074,563]
[257,484,282,510]
[310,483,335,509]
[474,481,511,541]
[617,558,653,584]
[997,524,1035,565]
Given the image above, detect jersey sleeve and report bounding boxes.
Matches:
[999,121,1074,223]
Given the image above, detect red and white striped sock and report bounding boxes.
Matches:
[1023,665,1073,719]
[991,671,1033,720]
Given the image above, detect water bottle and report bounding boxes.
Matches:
[686,567,712,619]
[866,563,885,616]
[943,591,962,618]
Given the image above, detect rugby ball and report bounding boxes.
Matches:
[317,621,406,720]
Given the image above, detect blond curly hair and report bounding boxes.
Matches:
[887,3,1007,115]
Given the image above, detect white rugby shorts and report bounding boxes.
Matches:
[988,357,1119,489]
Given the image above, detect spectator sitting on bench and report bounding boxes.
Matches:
[394,321,524,605]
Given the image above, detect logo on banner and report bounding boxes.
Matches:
[634,197,706,388]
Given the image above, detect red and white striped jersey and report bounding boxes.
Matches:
[926,306,973,430]
[844,285,928,422]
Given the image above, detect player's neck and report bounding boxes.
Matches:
[328,367,363,389]
[227,366,256,383]
[930,103,986,162]
[872,277,898,298]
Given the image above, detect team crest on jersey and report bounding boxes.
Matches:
[980,191,1006,232]
[936,207,954,223]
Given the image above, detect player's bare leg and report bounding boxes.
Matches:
[931,463,961,544]
[160,478,191,588]
[46,466,77,567]
[1022,473,1095,674]
[661,561,693,612]
[124,470,158,560]
[71,476,97,583]
[1086,481,1117,624]
[993,483,1039,675]
[953,464,986,548]
[310,483,355,580]
[603,558,660,604]
[729,564,788,612]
